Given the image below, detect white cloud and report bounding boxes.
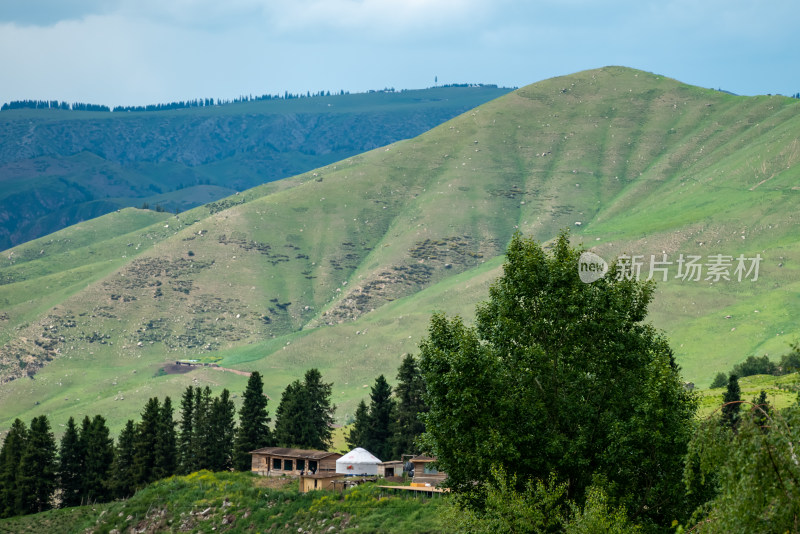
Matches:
[0,0,797,106]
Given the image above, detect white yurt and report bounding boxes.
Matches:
[336,447,382,476]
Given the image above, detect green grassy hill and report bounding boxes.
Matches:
[0,85,512,251]
[0,471,446,533]
[1,66,799,436]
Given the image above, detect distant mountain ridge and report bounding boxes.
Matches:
[0,85,511,250]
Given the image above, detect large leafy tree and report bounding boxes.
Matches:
[418,231,697,526]
[234,371,272,471]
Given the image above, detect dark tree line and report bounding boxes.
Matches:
[710,343,800,388]
[0,100,110,112]
[0,369,316,517]
[345,353,428,461]
[1,90,351,114]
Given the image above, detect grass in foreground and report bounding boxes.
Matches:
[0,470,446,534]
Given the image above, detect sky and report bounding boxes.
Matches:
[0,0,797,107]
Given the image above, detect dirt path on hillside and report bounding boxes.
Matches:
[163,362,251,377]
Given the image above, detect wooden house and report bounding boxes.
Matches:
[410,455,446,487]
[299,472,345,493]
[378,460,404,478]
[249,447,342,477]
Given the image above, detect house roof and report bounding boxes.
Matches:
[410,454,437,462]
[248,446,341,460]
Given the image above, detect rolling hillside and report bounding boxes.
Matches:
[0,85,512,251]
[1,66,799,436]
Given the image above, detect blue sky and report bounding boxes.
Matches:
[0,0,797,107]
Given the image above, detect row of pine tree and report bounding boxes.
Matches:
[0,371,272,517]
[0,355,429,519]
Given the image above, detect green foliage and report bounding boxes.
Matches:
[274,368,336,450]
[566,486,642,534]
[392,353,427,458]
[207,389,236,471]
[193,386,213,469]
[346,400,369,451]
[177,386,195,475]
[732,355,777,378]
[109,419,137,499]
[0,418,27,517]
[419,232,697,526]
[17,415,57,515]
[363,375,396,460]
[684,402,800,532]
[133,397,162,487]
[442,466,570,533]
[779,342,800,374]
[709,372,728,389]
[57,416,83,507]
[721,375,742,430]
[234,371,272,470]
[154,397,177,479]
[80,414,114,503]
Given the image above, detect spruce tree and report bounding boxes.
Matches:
[133,397,161,486]
[110,420,137,499]
[193,387,213,470]
[0,418,27,518]
[178,386,195,474]
[207,389,236,471]
[273,380,309,448]
[364,375,395,460]
[58,417,83,507]
[345,400,369,450]
[392,354,427,458]
[722,374,742,429]
[17,415,57,514]
[155,397,177,479]
[752,389,770,431]
[82,415,114,504]
[274,370,336,450]
[302,368,336,450]
[234,371,272,471]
